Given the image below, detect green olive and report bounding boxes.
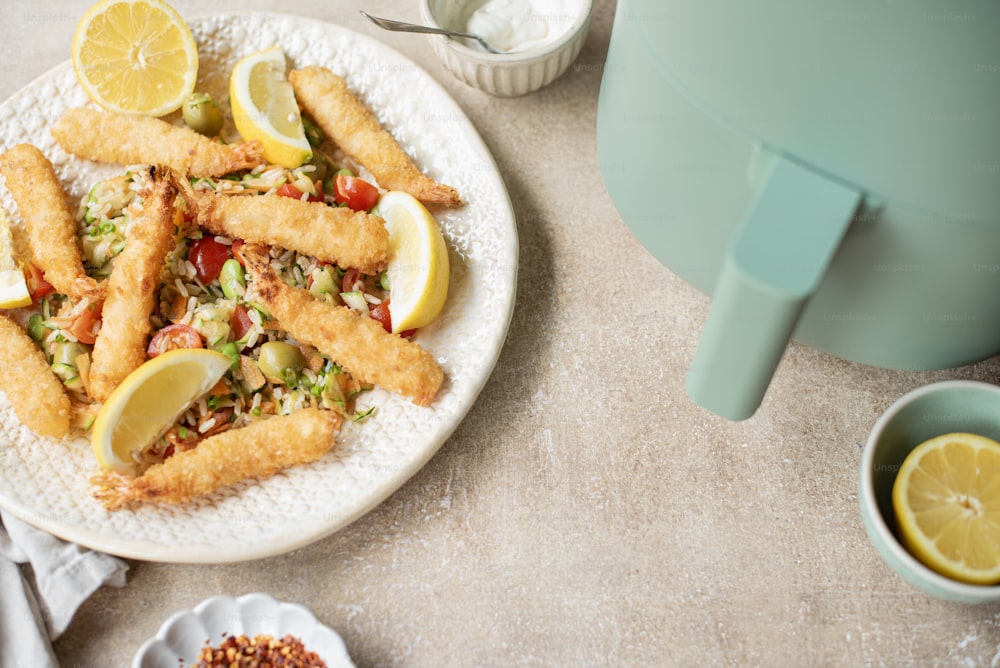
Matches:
[182,93,224,136]
[27,314,45,342]
[305,148,336,186]
[257,341,306,384]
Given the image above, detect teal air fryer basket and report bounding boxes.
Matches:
[597,0,1000,419]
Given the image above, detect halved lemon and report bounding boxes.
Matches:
[378,191,450,333]
[72,0,199,116]
[892,432,1000,585]
[0,210,31,309]
[230,47,312,168]
[91,348,231,473]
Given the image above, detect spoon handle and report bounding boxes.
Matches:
[360,12,501,53]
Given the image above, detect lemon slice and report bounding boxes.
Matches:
[91,348,231,472]
[892,432,1000,585]
[378,191,449,333]
[230,47,312,169]
[0,210,31,309]
[72,0,199,116]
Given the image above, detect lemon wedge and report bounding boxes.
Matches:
[892,432,1000,585]
[0,210,31,309]
[72,0,199,116]
[378,191,449,333]
[230,47,312,168]
[91,348,231,472]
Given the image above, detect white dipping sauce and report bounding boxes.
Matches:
[466,0,578,53]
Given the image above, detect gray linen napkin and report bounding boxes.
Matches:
[0,509,128,668]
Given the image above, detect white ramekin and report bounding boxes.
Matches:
[420,0,594,97]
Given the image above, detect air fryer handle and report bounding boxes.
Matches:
[686,153,862,420]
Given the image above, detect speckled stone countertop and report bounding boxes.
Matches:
[3,0,1000,665]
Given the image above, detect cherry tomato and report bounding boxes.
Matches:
[147,324,204,357]
[277,183,323,203]
[66,301,103,345]
[333,174,379,212]
[370,301,392,333]
[188,236,231,284]
[230,304,255,341]
[23,262,54,301]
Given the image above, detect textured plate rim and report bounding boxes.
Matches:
[0,12,517,563]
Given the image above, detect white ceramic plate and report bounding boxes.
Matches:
[0,13,516,562]
[133,593,354,667]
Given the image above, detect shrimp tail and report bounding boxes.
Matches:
[406,178,463,209]
[91,471,144,511]
[229,139,265,172]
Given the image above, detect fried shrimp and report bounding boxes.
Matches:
[288,66,462,207]
[177,178,388,275]
[89,167,179,403]
[0,314,71,438]
[51,108,264,178]
[243,243,443,406]
[0,143,104,302]
[92,408,342,509]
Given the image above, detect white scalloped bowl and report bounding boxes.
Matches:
[420,0,594,96]
[132,593,354,667]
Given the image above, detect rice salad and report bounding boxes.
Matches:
[27,159,387,473]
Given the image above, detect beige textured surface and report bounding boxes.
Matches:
[2,0,1000,665]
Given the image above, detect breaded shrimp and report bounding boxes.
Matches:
[51,108,264,178]
[91,408,342,509]
[0,143,104,302]
[176,178,388,275]
[288,66,462,207]
[0,314,71,438]
[89,167,178,403]
[243,243,443,406]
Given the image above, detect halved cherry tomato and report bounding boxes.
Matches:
[66,301,103,345]
[369,300,415,336]
[188,236,231,284]
[230,304,255,341]
[147,323,204,357]
[333,174,379,212]
[23,262,54,301]
[277,183,323,203]
[369,301,392,333]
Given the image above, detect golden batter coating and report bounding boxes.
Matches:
[91,408,341,509]
[51,107,264,178]
[177,178,388,275]
[0,143,104,303]
[89,167,179,403]
[242,243,443,406]
[0,314,71,438]
[289,66,461,207]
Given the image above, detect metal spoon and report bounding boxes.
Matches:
[360,11,504,54]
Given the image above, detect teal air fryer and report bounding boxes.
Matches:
[597,0,1000,420]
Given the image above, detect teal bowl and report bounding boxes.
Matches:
[859,380,1000,603]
